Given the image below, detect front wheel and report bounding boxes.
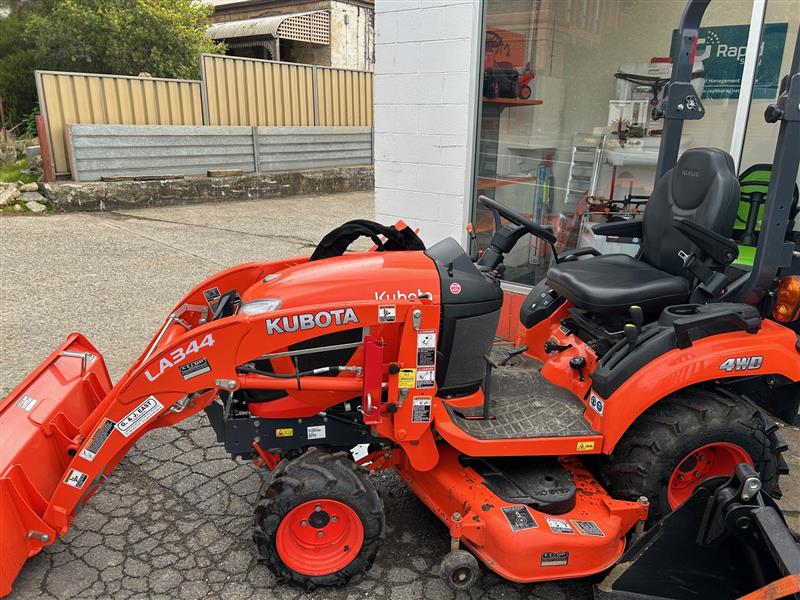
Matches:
[253,448,385,587]
[601,388,787,523]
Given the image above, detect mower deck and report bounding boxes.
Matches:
[444,346,594,440]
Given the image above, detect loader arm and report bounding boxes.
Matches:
[0,249,440,595]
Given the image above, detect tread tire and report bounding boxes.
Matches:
[253,447,385,588]
[601,387,786,523]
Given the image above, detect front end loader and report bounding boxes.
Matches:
[2,0,800,597]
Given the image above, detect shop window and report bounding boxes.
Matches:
[472,0,783,286]
[740,0,799,238]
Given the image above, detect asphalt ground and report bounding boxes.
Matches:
[1,192,798,600]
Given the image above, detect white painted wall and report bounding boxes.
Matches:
[373,0,481,246]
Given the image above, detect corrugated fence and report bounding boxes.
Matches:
[36,72,203,175]
[36,55,374,177]
[68,124,373,182]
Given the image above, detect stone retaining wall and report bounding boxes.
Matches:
[41,166,373,211]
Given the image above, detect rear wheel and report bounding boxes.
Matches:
[253,448,385,587]
[602,388,787,522]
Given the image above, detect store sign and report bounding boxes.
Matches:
[670,23,787,100]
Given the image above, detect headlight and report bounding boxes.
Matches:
[240,298,282,315]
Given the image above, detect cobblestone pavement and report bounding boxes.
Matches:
[1,192,797,600]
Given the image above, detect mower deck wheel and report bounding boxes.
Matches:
[253,448,385,588]
[440,549,480,591]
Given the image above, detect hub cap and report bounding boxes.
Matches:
[276,499,364,576]
[667,442,753,509]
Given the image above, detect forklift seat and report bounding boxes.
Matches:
[547,148,740,313]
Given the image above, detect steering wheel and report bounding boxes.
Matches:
[478,195,556,244]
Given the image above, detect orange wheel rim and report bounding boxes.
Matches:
[276,499,364,576]
[667,442,752,509]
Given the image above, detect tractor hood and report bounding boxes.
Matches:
[240,250,442,309]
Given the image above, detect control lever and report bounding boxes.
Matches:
[624,324,639,349]
[569,356,587,381]
[499,344,528,366]
[466,222,479,262]
[630,305,644,329]
[544,340,572,354]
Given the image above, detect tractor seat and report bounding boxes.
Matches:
[547,148,740,314]
[547,254,689,313]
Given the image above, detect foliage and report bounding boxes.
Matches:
[0,0,224,126]
[0,158,37,184]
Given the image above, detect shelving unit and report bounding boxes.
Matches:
[477,97,544,191]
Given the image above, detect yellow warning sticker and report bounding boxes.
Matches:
[398,368,416,389]
[576,441,595,451]
[276,428,294,438]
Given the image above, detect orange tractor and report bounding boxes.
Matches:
[2,1,800,598]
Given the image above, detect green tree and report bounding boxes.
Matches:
[0,0,224,127]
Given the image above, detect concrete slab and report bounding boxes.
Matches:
[0,192,797,600]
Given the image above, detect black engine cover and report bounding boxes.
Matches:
[461,456,576,515]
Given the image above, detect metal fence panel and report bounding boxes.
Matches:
[68,125,255,181]
[316,68,373,127]
[36,71,203,175]
[256,126,372,171]
[68,124,372,181]
[201,54,315,127]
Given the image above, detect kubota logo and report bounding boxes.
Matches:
[374,289,433,300]
[266,308,359,335]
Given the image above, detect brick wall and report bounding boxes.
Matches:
[373,0,480,246]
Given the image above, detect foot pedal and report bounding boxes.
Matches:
[460,456,576,515]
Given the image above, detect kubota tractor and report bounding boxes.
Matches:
[2,1,800,598]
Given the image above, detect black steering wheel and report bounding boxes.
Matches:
[478,195,556,244]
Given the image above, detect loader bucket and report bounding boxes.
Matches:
[596,464,800,600]
[0,333,112,596]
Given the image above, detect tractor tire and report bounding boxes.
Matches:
[253,447,385,588]
[601,387,787,523]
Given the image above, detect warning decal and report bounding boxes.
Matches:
[79,419,116,462]
[276,428,293,438]
[398,368,416,389]
[378,305,396,323]
[573,520,605,537]
[416,366,435,388]
[416,329,436,367]
[64,469,89,489]
[502,505,538,532]
[411,397,432,422]
[546,517,574,534]
[16,395,37,412]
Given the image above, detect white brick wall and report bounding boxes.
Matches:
[373,0,480,247]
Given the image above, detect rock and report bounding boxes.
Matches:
[19,182,39,192]
[12,203,22,211]
[26,199,47,213]
[25,145,41,163]
[20,191,45,202]
[0,185,21,206]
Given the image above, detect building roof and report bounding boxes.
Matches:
[207,10,330,44]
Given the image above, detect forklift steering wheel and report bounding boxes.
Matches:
[478,195,556,244]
